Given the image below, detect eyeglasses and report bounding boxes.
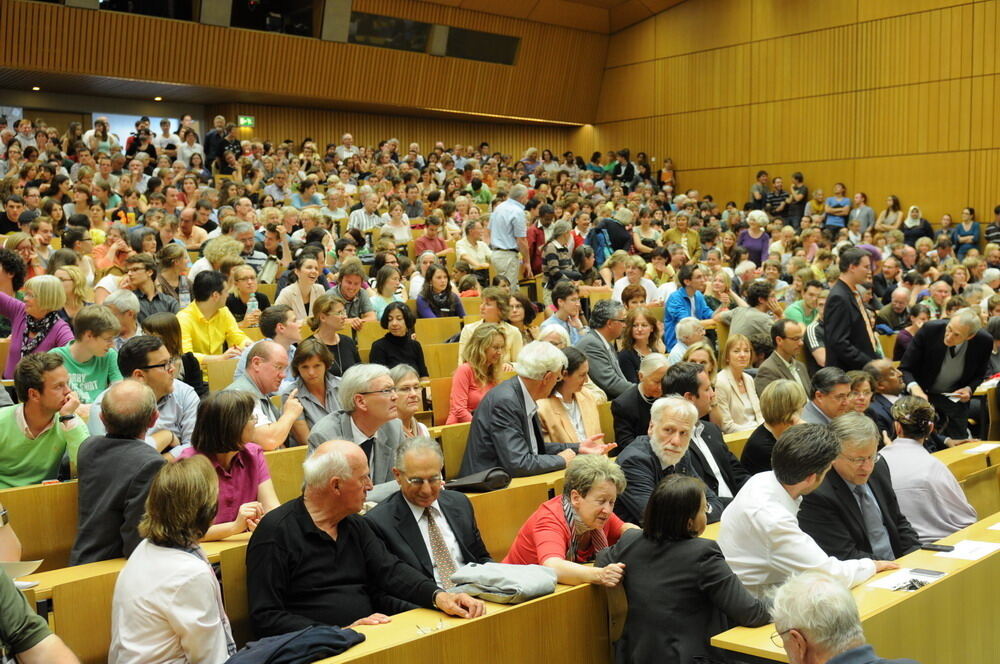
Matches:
[402,475,444,487]
[609,318,627,323]
[840,452,881,467]
[140,361,175,372]
[770,629,795,648]
[360,387,397,397]
[396,385,421,394]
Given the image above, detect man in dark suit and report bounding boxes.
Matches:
[900,309,992,439]
[611,353,669,452]
[460,341,612,477]
[799,413,920,561]
[367,438,491,600]
[872,255,902,306]
[308,363,407,502]
[574,299,633,400]
[614,396,724,524]
[70,380,165,565]
[825,247,881,371]
[863,359,902,444]
[754,319,811,399]
[663,362,749,504]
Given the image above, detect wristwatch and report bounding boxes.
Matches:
[59,414,76,423]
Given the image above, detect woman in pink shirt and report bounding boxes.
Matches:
[180,391,279,540]
[447,323,506,424]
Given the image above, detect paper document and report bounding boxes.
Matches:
[867,568,944,591]
[962,443,1000,454]
[934,540,1000,561]
[0,560,41,579]
[987,522,1000,531]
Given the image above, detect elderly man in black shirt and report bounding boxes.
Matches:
[246,439,484,638]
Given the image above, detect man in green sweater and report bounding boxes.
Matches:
[51,305,123,407]
[0,353,87,488]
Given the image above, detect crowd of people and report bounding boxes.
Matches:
[0,111,983,662]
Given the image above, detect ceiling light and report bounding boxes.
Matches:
[31,86,40,91]
[153,96,163,101]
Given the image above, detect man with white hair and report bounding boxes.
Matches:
[460,341,613,477]
[490,183,531,284]
[772,572,920,663]
[348,192,382,234]
[900,307,992,439]
[308,363,406,502]
[335,133,359,161]
[247,440,484,638]
[666,317,705,364]
[875,287,910,331]
[613,396,724,524]
[104,289,143,350]
[611,353,670,450]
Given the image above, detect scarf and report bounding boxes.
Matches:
[428,289,454,317]
[180,545,238,656]
[22,311,60,355]
[562,495,608,563]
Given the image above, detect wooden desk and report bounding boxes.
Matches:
[315,582,609,664]
[19,534,251,603]
[711,512,1000,663]
[933,446,989,481]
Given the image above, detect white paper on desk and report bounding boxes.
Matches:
[0,560,41,579]
[934,540,1000,560]
[14,580,37,590]
[866,568,944,591]
[962,443,1000,454]
[987,522,1000,531]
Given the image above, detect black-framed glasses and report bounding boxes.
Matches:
[140,361,174,372]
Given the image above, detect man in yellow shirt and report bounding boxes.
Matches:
[177,270,251,365]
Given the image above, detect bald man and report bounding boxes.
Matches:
[247,440,484,637]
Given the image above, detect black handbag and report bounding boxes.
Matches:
[444,467,511,493]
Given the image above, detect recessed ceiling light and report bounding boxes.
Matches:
[153,96,163,101]
[31,86,40,91]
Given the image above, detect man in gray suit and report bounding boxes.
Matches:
[574,299,633,399]
[460,341,613,477]
[800,367,852,425]
[755,319,811,398]
[308,363,406,502]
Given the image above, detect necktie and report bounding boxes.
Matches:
[424,507,457,588]
[360,437,374,463]
[854,484,895,560]
[851,288,883,358]
[949,346,958,359]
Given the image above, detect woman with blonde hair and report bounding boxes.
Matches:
[448,322,506,424]
[714,334,764,434]
[4,232,42,280]
[703,270,746,312]
[110,456,237,664]
[53,264,92,328]
[307,292,360,377]
[740,379,806,474]
[226,264,269,328]
[0,275,72,378]
[155,243,192,307]
[617,306,664,383]
[599,250,630,289]
[189,236,242,283]
[457,286,522,368]
[682,341,717,382]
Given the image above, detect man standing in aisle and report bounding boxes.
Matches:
[490,183,531,285]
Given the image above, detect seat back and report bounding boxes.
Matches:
[434,422,471,480]
[220,544,252,648]
[51,569,119,664]
[415,317,461,345]
[207,358,239,392]
[0,481,78,571]
[424,343,460,379]
[264,447,308,503]
[429,376,453,427]
[723,430,752,459]
[960,465,1000,517]
[468,483,551,560]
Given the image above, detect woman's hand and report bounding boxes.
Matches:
[592,562,625,587]
[233,501,264,533]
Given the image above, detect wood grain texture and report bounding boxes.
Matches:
[592,0,1000,223]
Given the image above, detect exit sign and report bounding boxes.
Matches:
[238,115,255,128]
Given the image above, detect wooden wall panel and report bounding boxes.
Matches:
[856,4,974,90]
[655,44,751,114]
[605,17,656,69]
[854,153,970,223]
[0,0,607,125]
[750,25,857,104]
[596,62,656,123]
[654,0,750,59]
[588,0,993,215]
[750,0,857,41]
[206,103,577,158]
[591,118,662,160]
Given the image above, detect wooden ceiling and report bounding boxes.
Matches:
[414,0,687,33]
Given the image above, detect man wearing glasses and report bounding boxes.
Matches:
[122,254,179,324]
[308,363,406,503]
[801,367,854,425]
[366,437,491,599]
[798,414,920,563]
[574,299,633,400]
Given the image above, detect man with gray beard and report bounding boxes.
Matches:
[612,396,724,524]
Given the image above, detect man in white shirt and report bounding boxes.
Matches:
[153,119,180,160]
[335,133,360,161]
[718,423,898,597]
[348,192,383,234]
[366,437,491,595]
